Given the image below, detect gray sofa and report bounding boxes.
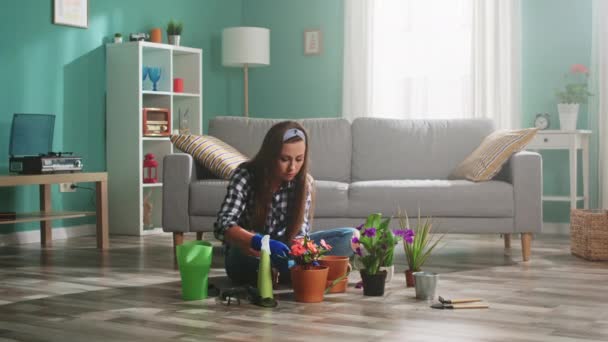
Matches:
[163,116,542,261]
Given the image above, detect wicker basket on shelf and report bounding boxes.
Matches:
[570,209,608,261]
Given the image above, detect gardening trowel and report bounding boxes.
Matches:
[438,296,483,304]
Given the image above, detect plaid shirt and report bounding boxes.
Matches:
[214,166,312,243]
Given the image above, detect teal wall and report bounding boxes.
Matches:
[241,0,344,118]
[0,0,242,233]
[522,0,595,222]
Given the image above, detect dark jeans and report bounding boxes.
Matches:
[224,227,357,286]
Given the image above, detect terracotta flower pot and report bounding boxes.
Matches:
[360,270,387,296]
[405,269,416,288]
[290,265,329,303]
[319,256,351,279]
[319,256,351,294]
[326,277,348,293]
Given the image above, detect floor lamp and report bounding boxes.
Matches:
[222,27,270,117]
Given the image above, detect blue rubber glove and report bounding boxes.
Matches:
[250,234,290,257]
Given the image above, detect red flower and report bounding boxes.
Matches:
[290,243,306,257]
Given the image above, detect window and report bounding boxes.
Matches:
[371,0,473,119]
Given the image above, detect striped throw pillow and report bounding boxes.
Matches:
[449,128,539,182]
[170,134,248,179]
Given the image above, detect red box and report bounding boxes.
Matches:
[173,78,184,93]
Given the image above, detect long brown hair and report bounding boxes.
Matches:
[242,121,312,242]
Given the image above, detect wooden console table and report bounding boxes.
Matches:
[0,172,109,249]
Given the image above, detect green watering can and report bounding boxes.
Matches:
[176,240,213,300]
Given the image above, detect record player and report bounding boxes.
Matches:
[8,114,83,174]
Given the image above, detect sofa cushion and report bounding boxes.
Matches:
[189,179,230,216]
[189,179,350,218]
[348,179,513,218]
[449,128,539,182]
[170,134,248,179]
[351,118,495,181]
[313,181,349,217]
[209,116,352,182]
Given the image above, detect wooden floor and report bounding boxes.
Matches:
[0,233,607,342]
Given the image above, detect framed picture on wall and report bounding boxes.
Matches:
[53,0,88,28]
[304,29,322,55]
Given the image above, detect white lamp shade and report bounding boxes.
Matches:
[222,27,270,67]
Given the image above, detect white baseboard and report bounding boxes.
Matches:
[0,224,95,246]
[542,223,570,235]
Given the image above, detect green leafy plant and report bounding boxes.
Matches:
[114,33,122,38]
[167,20,183,36]
[352,213,396,275]
[556,64,593,104]
[380,228,399,267]
[397,209,445,272]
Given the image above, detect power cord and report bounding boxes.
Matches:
[70,184,94,191]
[70,184,96,208]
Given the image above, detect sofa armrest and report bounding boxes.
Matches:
[162,153,194,232]
[502,151,543,233]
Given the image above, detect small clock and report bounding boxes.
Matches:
[534,113,550,130]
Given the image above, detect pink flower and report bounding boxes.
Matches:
[570,64,589,74]
[320,239,332,251]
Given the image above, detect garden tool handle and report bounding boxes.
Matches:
[452,304,489,309]
[451,298,482,304]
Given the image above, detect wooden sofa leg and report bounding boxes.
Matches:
[173,232,184,268]
[196,232,203,240]
[173,232,184,248]
[521,233,532,261]
[504,234,511,249]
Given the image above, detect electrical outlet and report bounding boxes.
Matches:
[59,183,76,192]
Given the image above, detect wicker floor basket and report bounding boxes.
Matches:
[570,209,608,261]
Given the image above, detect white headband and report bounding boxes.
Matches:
[283,128,306,142]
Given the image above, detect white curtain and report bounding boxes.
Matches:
[471,0,521,129]
[342,0,521,129]
[342,0,374,122]
[592,0,608,207]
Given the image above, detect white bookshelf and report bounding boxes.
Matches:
[106,41,202,235]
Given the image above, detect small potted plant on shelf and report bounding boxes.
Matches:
[351,213,395,296]
[395,209,444,287]
[114,33,122,43]
[289,235,332,303]
[166,19,183,46]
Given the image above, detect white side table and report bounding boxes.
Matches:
[527,130,591,209]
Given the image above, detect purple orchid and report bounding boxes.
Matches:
[394,229,415,244]
[355,247,363,256]
[355,223,364,231]
[362,227,377,238]
[351,236,360,244]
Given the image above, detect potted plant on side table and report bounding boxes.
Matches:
[396,209,444,288]
[556,64,592,130]
[289,235,332,303]
[352,213,394,296]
